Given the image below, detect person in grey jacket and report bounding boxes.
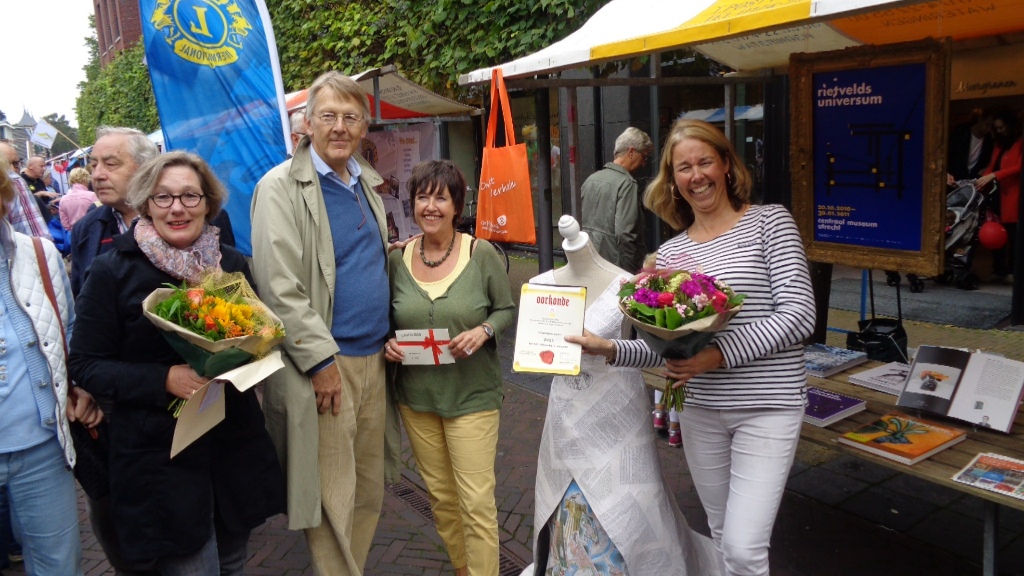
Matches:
[580,127,653,273]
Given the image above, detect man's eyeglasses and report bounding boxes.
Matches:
[317,112,363,128]
[149,192,206,208]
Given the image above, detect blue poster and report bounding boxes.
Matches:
[813,63,926,251]
[140,0,289,256]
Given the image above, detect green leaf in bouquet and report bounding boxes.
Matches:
[654,307,667,328]
[665,306,684,329]
[617,284,637,299]
[160,330,255,377]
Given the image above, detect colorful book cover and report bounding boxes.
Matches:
[952,453,1024,501]
[805,344,869,377]
[804,386,867,427]
[838,412,967,465]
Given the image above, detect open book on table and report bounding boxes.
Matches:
[896,345,1024,434]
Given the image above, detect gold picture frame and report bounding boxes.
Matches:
[790,39,949,277]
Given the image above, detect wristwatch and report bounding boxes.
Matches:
[481,324,495,339]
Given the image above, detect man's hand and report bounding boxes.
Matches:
[66,386,104,428]
[33,190,59,200]
[388,233,421,254]
[311,362,343,415]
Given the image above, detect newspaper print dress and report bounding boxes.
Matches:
[530,271,720,576]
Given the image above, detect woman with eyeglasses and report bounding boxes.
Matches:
[68,151,285,574]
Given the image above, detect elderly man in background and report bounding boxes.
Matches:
[580,126,653,273]
[70,127,159,296]
[0,144,50,240]
[252,71,389,576]
[290,110,308,151]
[68,126,161,576]
[21,157,59,225]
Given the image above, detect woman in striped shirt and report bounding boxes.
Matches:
[569,119,816,576]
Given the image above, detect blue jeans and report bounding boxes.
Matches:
[0,487,17,569]
[0,437,83,576]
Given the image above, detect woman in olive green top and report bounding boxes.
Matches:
[384,160,515,576]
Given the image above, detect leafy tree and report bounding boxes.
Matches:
[42,114,80,156]
[267,0,608,99]
[0,109,6,122]
[79,15,101,90]
[76,41,159,146]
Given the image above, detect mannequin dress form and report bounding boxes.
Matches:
[522,216,720,576]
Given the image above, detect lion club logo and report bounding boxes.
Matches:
[151,0,253,68]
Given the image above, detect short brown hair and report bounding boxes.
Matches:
[644,119,751,231]
[127,151,226,221]
[407,160,467,227]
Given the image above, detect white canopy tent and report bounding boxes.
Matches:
[460,0,1024,84]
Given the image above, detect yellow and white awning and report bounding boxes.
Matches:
[459,0,1024,85]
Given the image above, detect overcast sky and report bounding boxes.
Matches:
[0,0,94,127]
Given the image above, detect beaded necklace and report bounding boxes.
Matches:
[419,233,456,267]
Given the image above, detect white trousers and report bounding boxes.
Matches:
[681,405,803,576]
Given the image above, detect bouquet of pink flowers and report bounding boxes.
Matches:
[618,268,745,412]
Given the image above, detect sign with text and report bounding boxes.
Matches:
[812,62,925,251]
[790,40,948,277]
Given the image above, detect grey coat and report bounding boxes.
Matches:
[250,138,386,530]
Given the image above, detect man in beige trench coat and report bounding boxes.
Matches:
[251,71,390,576]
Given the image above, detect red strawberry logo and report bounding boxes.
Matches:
[540,350,555,364]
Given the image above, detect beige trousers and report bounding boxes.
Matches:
[399,405,500,576]
[305,351,386,576]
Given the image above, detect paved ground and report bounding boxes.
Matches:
[5,258,1024,575]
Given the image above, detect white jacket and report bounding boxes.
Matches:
[3,222,76,467]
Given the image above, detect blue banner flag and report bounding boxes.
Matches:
[140,0,289,255]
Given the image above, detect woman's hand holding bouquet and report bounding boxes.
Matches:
[143,271,285,417]
[618,268,744,413]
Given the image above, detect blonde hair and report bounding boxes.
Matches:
[644,119,751,231]
[69,167,91,186]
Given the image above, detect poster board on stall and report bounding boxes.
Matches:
[789,39,949,277]
[361,123,437,243]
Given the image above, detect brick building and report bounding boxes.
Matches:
[93,0,142,66]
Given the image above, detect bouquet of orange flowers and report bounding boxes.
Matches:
[142,271,285,416]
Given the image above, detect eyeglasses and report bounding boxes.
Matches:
[316,112,363,128]
[149,192,206,208]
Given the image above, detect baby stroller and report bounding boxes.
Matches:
[887,179,998,292]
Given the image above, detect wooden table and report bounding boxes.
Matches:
[643,362,1024,575]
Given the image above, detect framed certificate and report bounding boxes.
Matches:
[513,284,586,375]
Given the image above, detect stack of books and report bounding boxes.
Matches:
[804,386,867,427]
[848,361,911,395]
[838,412,966,465]
[805,344,869,378]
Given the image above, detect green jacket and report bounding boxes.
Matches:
[388,237,515,417]
[580,162,646,273]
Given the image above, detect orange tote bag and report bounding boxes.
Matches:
[476,68,536,245]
